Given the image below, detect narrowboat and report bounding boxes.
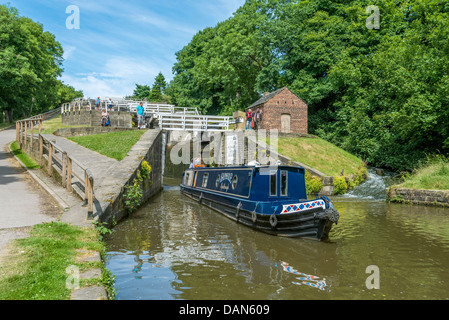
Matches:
[180,165,340,241]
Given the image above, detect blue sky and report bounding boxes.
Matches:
[1,0,245,98]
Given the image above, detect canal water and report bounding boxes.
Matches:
[104,169,449,300]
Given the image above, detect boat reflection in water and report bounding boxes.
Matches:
[181,164,340,241]
[280,262,328,291]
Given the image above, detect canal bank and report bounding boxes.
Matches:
[1,121,164,299]
[0,127,110,299]
[387,157,449,207]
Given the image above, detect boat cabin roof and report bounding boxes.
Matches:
[182,165,307,201]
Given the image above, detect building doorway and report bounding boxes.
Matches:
[281,114,291,133]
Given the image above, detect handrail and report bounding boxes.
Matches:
[60,98,236,132]
[158,114,231,132]
[15,116,95,220]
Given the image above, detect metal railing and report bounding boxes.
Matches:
[62,98,236,132]
[159,114,232,132]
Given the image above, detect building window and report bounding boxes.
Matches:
[202,173,209,188]
[270,171,277,196]
[280,170,288,196]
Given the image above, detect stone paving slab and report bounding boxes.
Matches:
[71,286,108,300]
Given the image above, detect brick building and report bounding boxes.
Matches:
[246,87,308,134]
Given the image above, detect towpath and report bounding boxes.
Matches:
[0,127,60,256]
[0,126,119,256]
[0,124,159,256]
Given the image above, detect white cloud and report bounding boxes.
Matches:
[62,56,171,98]
[57,0,245,98]
[62,45,76,60]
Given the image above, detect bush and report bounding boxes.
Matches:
[123,179,143,213]
[141,161,152,179]
[333,176,348,195]
[305,170,323,194]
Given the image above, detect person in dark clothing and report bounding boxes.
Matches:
[246,109,253,130]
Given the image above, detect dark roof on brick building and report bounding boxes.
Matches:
[246,87,287,110]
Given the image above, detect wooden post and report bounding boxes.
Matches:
[83,170,89,207]
[38,118,42,135]
[67,157,72,192]
[39,135,43,167]
[16,122,19,143]
[86,169,94,220]
[30,120,34,149]
[18,122,22,146]
[62,152,67,188]
[47,142,53,176]
[24,121,27,149]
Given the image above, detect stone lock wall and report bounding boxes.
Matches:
[98,130,164,226]
[388,187,449,207]
[61,110,133,128]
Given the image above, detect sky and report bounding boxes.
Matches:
[1,0,246,98]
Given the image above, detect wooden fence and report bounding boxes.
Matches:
[16,115,95,219]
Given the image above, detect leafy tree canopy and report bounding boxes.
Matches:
[167,0,449,171]
[0,4,82,122]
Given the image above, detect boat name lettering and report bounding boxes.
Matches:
[219,173,234,184]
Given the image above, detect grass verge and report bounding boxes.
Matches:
[275,136,365,177]
[0,122,14,130]
[68,130,146,161]
[10,141,40,170]
[0,222,115,300]
[395,155,449,190]
[267,136,367,194]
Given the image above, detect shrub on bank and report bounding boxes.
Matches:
[333,176,348,195]
[305,170,323,194]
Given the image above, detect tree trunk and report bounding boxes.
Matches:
[29,96,35,117]
[6,109,13,123]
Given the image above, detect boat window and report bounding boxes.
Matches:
[184,172,190,185]
[216,175,220,188]
[270,171,277,196]
[232,175,238,190]
[280,170,288,196]
[202,173,209,188]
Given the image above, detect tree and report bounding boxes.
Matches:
[133,84,151,100]
[149,72,167,102]
[0,4,66,121]
[168,0,449,171]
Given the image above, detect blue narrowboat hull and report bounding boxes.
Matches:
[180,166,339,241]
